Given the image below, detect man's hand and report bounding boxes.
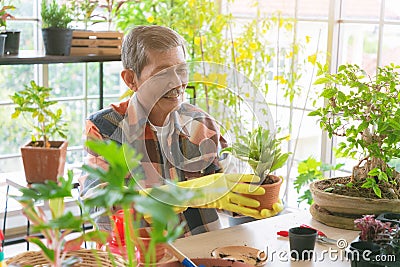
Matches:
[176,173,267,218]
[259,199,284,218]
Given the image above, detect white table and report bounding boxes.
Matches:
[173,211,358,266]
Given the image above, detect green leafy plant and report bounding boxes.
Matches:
[12,171,108,267]
[90,0,133,31]
[9,80,67,148]
[221,127,290,184]
[0,0,15,31]
[309,63,400,198]
[82,140,197,266]
[294,157,343,205]
[41,0,72,29]
[69,0,98,29]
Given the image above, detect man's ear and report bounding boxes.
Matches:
[121,69,139,92]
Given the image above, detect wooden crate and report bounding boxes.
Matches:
[70,31,123,56]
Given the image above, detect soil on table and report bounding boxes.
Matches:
[314,176,400,199]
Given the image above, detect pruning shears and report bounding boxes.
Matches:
[277,224,337,245]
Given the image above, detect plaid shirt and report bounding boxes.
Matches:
[81,99,227,236]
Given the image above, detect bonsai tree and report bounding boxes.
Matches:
[309,63,400,199]
[221,127,290,184]
[10,80,67,148]
[0,0,15,31]
[41,0,72,29]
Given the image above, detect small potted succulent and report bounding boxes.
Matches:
[41,0,73,55]
[9,80,68,183]
[221,127,289,218]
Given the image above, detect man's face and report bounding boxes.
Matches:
[136,46,187,123]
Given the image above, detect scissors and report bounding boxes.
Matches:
[277,224,338,245]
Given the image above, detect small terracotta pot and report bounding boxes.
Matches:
[135,227,166,263]
[243,175,282,210]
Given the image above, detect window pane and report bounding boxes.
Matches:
[259,0,296,17]
[339,23,378,75]
[87,63,100,96]
[298,0,329,18]
[229,0,297,17]
[384,0,400,21]
[104,62,124,96]
[297,21,328,109]
[0,157,23,173]
[12,0,37,18]
[381,25,400,65]
[341,0,381,20]
[0,65,34,99]
[88,62,123,97]
[49,64,85,97]
[59,100,85,148]
[0,104,29,155]
[8,21,39,50]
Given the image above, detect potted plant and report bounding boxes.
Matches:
[41,0,73,55]
[221,126,288,220]
[345,215,398,267]
[68,0,125,56]
[81,140,196,266]
[308,63,400,229]
[5,171,124,267]
[0,0,20,55]
[9,80,68,183]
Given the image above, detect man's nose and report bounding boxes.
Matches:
[167,70,187,90]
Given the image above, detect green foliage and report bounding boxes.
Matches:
[221,127,290,182]
[69,0,98,29]
[0,0,15,30]
[294,157,343,205]
[115,0,313,137]
[310,63,400,198]
[93,0,134,31]
[41,0,72,29]
[9,80,67,147]
[82,140,196,266]
[12,171,108,267]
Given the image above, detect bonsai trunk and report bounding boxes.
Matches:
[352,157,387,182]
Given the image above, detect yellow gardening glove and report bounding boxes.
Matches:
[259,199,284,218]
[175,173,267,219]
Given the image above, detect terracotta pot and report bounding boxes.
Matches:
[21,140,68,183]
[135,227,166,263]
[243,175,282,210]
[310,177,400,230]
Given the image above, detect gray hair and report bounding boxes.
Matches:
[121,25,187,79]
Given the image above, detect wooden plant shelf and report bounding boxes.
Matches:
[70,31,123,56]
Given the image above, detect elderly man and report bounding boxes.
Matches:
[81,25,278,236]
